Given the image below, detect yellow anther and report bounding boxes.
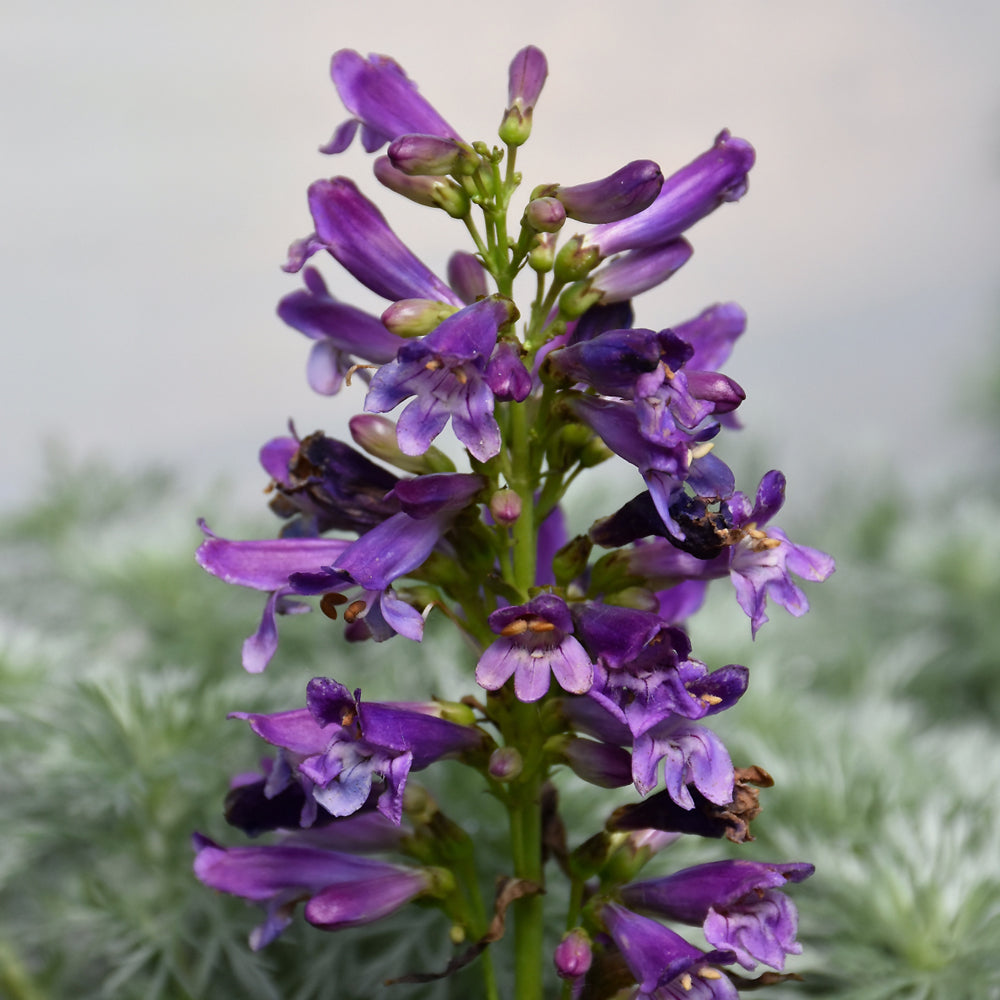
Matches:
[424,359,442,371]
[700,693,723,706]
[528,619,557,633]
[662,362,676,381]
[454,369,468,385]
[500,619,529,637]
[679,972,693,991]
[689,441,715,461]
[698,967,722,980]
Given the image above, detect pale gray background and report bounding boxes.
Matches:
[3,0,998,511]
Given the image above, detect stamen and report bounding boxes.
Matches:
[344,599,368,623]
[699,693,723,706]
[453,368,468,385]
[527,619,556,633]
[697,967,722,980]
[689,441,715,461]
[424,359,442,371]
[500,619,529,637]
[679,972,693,991]
[320,592,348,620]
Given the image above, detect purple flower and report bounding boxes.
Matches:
[288,177,462,306]
[601,903,738,1000]
[323,50,460,155]
[631,718,734,805]
[549,159,664,224]
[192,833,443,948]
[621,860,814,970]
[276,267,406,395]
[365,296,516,461]
[582,130,755,257]
[476,594,594,703]
[233,678,486,825]
[583,238,694,304]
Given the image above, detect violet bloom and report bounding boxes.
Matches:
[323,50,460,154]
[289,473,485,642]
[192,833,444,948]
[581,131,755,258]
[276,267,406,395]
[601,903,738,1000]
[476,594,594,703]
[233,677,486,825]
[549,159,664,224]
[195,521,351,673]
[500,45,548,145]
[622,860,814,971]
[365,296,516,461]
[287,177,462,307]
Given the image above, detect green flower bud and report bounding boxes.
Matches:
[349,414,456,474]
[554,235,601,283]
[381,298,460,337]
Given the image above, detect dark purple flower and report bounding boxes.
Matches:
[288,177,462,306]
[476,594,594,702]
[622,860,814,970]
[192,833,442,948]
[365,296,516,461]
[549,159,664,224]
[276,267,405,395]
[583,238,693,304]
[582,131,755,257]
[601,903,738,1000]
[631,718,734,805]
[324,50,460,155]
[233,678,485,825]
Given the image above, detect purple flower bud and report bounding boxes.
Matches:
[524,196,566,233]
[583,131,755,257]
[388,133,479,176]
[348,414,456,475]
[488,487,522,525]
[499,45,548,146]
[488,746,523,781]
[447,251,489,304]
[373,156,470,217]
[554,736,632,788]
[552,159,663,224]
[327,50,460,155]
[485,340,533,402]
[553,928,592,979]
[685,371,745,414]
[381,298,459,337]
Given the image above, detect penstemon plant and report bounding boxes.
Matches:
[194,45,834,1000]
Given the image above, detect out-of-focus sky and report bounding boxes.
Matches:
[3,0,998,511]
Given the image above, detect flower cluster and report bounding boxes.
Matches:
[195,44,832,999]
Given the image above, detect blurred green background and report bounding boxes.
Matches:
[2,349,998,1000]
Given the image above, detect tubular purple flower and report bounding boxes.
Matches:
[550,159,664,224]
[582,131,755,257]
[476,594,594,703]
[192,833,442,947]
[365,296,516,461]
[673,302,747,371]
[584,238,694,304]
[601,903,738,1000]
[298,177,462,305]
[325,50,460,155]
[631,718,735,805]
[621,860,814,971]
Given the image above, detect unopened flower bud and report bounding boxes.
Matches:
[488,746,523,781]
[447,251,489,304]
[388,134,480,176]
[554,928,593,979]
[528,232,556,272]
[485,341,532,402]
[488,487,522,525]
[499,45,547,146]
[524,196,566,233]
[349,414,456,474]
[554,235,601,283]
[551,534,592,587]
[381,298,459,337]
[686,371,746,413]
[554,159,664,223]
[373,156,470,217]
[558,281,603,319]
